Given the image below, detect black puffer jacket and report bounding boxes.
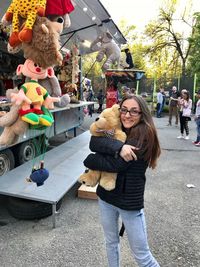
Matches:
[83,136,148,210]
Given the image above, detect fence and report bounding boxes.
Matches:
[89,74,200,103]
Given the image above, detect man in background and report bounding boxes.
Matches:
[168,86,180,126]
[97,89,105,113]
[156,87,164,118]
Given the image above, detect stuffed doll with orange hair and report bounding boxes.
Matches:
[11,59,60,127]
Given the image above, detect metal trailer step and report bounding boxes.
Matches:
[0,131,91,228]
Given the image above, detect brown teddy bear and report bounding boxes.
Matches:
[0,88,28,146]
[79,104,126,191]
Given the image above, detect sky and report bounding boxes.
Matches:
[100,0,200,31]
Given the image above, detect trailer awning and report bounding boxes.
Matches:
[0,0,127,55]
[60,0,127,54]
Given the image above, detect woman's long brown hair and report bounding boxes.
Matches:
[120,95,161,169]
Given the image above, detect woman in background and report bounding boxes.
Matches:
[177,90,192,140]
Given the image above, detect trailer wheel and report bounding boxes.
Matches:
[7,197,62,220]
[14,139,38,165]
[0,149,15,176]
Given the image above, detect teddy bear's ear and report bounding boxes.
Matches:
[111,104,120,115]
[112,104,120,110]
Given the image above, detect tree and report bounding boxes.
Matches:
[144,0,197,78]
[118,20,148,70]
[82,52,102,78]
[188,12,200,76]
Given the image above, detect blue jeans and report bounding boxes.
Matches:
[156,103,162,117]
[195,117,200,142]
[98,199,160,267]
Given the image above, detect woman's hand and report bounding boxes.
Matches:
[119,144,138,162]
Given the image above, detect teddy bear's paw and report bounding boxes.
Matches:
[100,179,115,191]
[79,170,99,187]
[78,175,97,187]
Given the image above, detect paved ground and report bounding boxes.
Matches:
[0,112,200,267]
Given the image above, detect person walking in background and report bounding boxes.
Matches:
[156,88,164,118]
[86,88,94,117]
[97,89,105,113]
[167,86,180,126]
[177,90,192,140]
[192,90,200,146]
[83,95,161,267]
[161,88,166,113]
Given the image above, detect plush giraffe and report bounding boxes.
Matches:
[1,0,47,47]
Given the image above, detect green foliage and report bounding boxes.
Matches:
[118,20,147,70]
[188,12,200,76]
[144,0,195,78]
[118,19,136,44]
[81,1,198,83]
[82,52,102,77]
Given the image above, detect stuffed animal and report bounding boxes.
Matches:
[1,0,46,47]
[121,48,134,69]
[62,83,80,104]
[0,88,28,146]
[6,15,64,58]
[38,76,70,107]
[79,104,126,191]
[22,16,63,69]
[45,0,75,28]
[90,31,121,71]
[11,59,60,126]
[26,161,49,186]
[71,45,80,84]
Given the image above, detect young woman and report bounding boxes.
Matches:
[83,95,161,267]
[177,90,192,140]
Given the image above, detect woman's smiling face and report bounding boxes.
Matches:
[120,98,142,129]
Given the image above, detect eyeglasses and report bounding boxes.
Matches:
[119,107,142,117]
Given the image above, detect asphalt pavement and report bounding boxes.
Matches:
[0,112,199,267]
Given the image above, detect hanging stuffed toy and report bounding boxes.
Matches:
[71,45,80,84]
[45,0,74,28]
[7,15,63,68]
[90,31,121,71]
[23,16,63,69]
[122,48,134,69]
[1,0,47,47]
[26,161,49,186]
[11,59,60,127]
[0,88,28,146]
